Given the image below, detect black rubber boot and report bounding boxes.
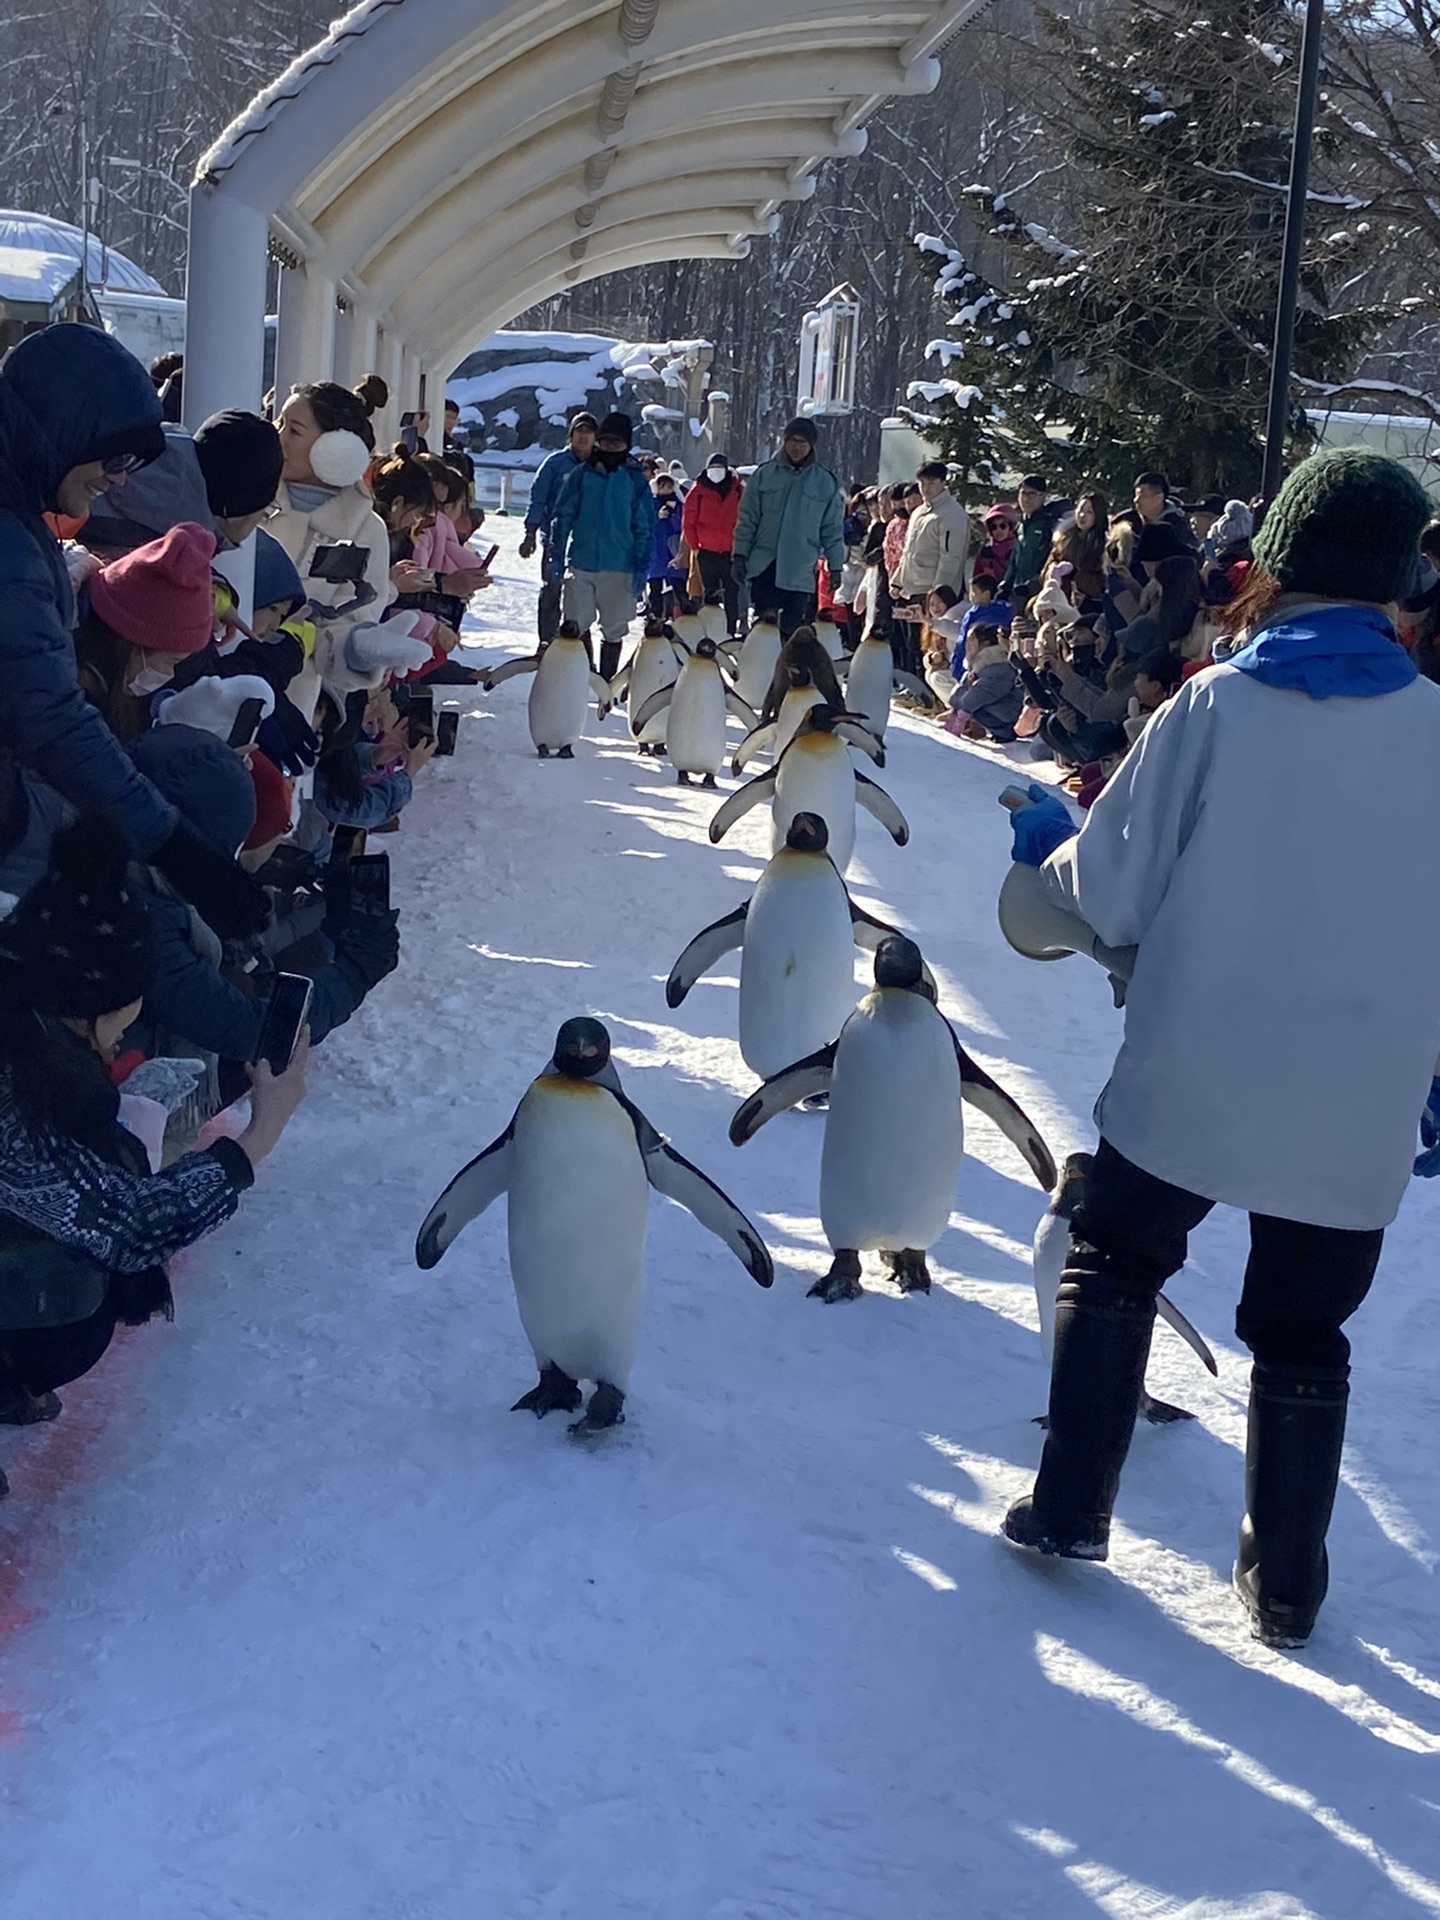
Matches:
[1234,1362,1348,1649]
[1003,1275,1154,1561]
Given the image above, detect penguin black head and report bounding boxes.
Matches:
[874,935,925,991]
[552,1017,612,1079]
[642,616,668,640]
[799,704,843,733]
[557,619,583,642]
[785,812,829,853]
[695,637,718,659]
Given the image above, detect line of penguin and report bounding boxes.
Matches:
[418,602,1212,1439]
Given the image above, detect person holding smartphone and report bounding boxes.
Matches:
[0,819,307,1465]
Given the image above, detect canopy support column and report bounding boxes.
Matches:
[273,259,337,399]
[182,188,269,426]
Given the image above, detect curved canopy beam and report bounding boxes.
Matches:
[183,0,978,426]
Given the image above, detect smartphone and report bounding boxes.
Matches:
[348,851,391,911]
[251,971,313,1074]
[998,785,1034,811]
[408,686,435,746]
[478,542,499,571]
[308,541,369,584]
[330,824,367,863]
[400,410,416,428]
[435,710,459,756]
[226,696,266,749]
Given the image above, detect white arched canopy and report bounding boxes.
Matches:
[183,0,985,431]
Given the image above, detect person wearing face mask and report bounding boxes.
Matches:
[546,411,656,683]
[732,419,845,639]
[0,323,267,941]
[682,453,745,636]
[0,817,306,1468]
[74,522,221,743]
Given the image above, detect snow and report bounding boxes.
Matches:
[2,517,1440,1917]
[0,211,163,294]
[0,247,80,306]
[1139,111,1177,130]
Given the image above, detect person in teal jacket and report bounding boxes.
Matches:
[732,419,845,637]
[547,412,655,680]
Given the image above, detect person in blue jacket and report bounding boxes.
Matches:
[547,412,656,682]
[126,725,397,1070]
[0,323,266,938]
[518,411,598,644]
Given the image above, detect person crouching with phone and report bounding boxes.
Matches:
[0,819,306,1472]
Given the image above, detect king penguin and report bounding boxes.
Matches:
[667,812,928,1078]
[631,638,758,786]
[730,667,825,774]
[483,620,612,757]
[733,614,784,713]
[417,1018,773,1435]
[730,939,1056,1301]
[611,617,684,756]
[709,706,905,874]
[1033,1151,1218,1425]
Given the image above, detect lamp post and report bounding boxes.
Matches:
[1260,0,1326,500]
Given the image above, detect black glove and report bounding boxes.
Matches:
[731,555,749,587]
[257,698,320,775]
[334,901,400,998]
[153,822,270,940]
[518,529,537,559]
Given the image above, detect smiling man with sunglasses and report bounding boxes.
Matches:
[0,323,268,938]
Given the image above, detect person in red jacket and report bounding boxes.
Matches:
[681,454,745,635]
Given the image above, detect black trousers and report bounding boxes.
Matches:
[1,1302,118,1398]
[748,563,813,639]
[1076,1140,1382,1370]
[696,547,742,633]
[536,552,563,645]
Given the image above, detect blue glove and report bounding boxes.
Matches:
[1010,783,1077,867]
[1413,1075,1440,1176]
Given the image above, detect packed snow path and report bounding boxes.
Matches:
[3,523,1440,1920]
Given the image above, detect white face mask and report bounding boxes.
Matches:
[706,464,726,482]
[126,654,175,697]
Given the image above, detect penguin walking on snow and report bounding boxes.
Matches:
[1034,1151,1218,1425]
[730,938,1056,1302]
[417,1019,773,1435]
[710,706,905,874]
[731,668,825,774]
[632,638,758,786]
[666,811,928,1078]
[733,613,783,713]
[483,620,612,757]
[610,617,684,756]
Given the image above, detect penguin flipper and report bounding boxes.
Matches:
[731,722,776,773]
[1156,1292,1219,1376]
[725,689,761,731]
[854,770,910,845]
[729,1044,837,1144]
[608,663,632,699]
[708,771,776,844]
[848,902,938,994]
[952,1040,1057,1191]
[415,1123,515,1268]
[835,718,884,765]
[589,672,615,707]
[642,1137,774,1287]
[894,670,941,708]
[484,655,540,687]
[666,904,749,1006]
[632,686,674,733]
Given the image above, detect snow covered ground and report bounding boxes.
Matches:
[3,520,1439,1918]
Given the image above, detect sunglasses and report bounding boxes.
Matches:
[101,451,148,475]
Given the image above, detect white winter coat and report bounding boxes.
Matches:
[265,480,394,717]
[1040,661,1440,1229]
[892,491,969,598]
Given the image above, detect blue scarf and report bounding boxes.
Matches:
[1228,604,1415,700]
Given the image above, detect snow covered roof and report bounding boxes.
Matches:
[0,247,82,313]
[192,0,989,366]
[0,210,164,294]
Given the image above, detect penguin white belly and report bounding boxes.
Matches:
[667,662,728,774]
[739,852,858,1077]
[507,1079,650,1387]
[820,993,963,1253]
[774,684,824,760]
[1032,1209,1068,1367]
[772,738,857,871]
[737,626,782,711]
[846,641,894,742]
[818,620,847,661]
[630,639,678,745]
[528,641,591,750]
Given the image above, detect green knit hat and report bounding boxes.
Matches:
[1254,448,1433,604]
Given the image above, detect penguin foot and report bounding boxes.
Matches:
[1140,1391,1196,1425]
[557,744,575,759]
[701,773,719,790]
[536,745,550,758]
[511,1364,583,1418]
[569,1381,626,1437]
[808,1250,863,1304]
[675,770,692,785]
[652,743,668,757]
[891,1249,932,1294]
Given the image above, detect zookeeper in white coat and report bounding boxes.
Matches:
[998,448,1440,1651]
